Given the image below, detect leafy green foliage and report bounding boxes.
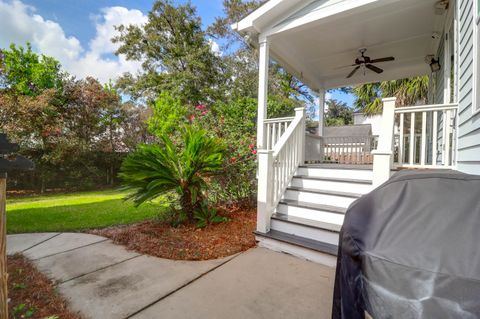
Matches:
[12,303,35,319]
[0,43,63,96]
[194,200,228,228]
[147,92,188,137]
[120,126,225,223]
[113,0,224,105]
[352,76,429,115]
[325,99,353,126]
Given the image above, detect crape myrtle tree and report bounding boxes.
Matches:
[0,44,149,192]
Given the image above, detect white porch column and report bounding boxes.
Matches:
[316,89,326,137]
[257,38,270,150]
[257,150,273,233]
[372,97,396,187]
[296,107,306,164]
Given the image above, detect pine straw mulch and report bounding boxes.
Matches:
[90,207,257,261]
[8,254,81,319]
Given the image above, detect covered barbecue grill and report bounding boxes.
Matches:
[333,170,480,319]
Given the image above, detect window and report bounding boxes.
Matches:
[474,0,480,113]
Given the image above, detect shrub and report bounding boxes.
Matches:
[193,200,228,228]
[119,125,225,224]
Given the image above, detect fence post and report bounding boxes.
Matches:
[372,97,396,187]
[295,107,306,164]
[257,150,274,233]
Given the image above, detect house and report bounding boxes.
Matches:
[353,113,382,136]
[233,0,479,267]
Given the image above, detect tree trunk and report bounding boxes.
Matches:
[0,176,8,319]
[181,190,194,223]
[40,170,46,194]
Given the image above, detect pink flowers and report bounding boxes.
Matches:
[190,115,196,121]
[248,143,257,155]
[196,104,206,110]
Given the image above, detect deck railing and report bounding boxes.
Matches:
[373,98,459,186]
[257,108,305,232]
[394,103,458,168]
[264,117,295,150]
[321,136,377,164]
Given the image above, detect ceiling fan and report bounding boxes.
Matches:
[345,48,395,78]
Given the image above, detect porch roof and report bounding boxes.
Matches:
[233,0,448,90]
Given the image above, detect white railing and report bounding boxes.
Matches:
[321,136,377,164]
[257,108,305,233]
[372,98,459,187]
[264,117,295,150]
[394,103,458,168]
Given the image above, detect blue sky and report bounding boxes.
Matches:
[0,0,353,107]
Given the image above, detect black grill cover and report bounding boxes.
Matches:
[332,170,480,319]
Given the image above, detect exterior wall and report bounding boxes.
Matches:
[457,0,480,174]
[353,113,383,136]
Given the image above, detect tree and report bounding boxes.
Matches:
[0,43,63,96]
[209,0,313,105]
[113,0,224,106]
[352,76,429,115]
[119,126,225,224]
[325,99,353,126]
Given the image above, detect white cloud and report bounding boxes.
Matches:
[208,39,222,56]
[0,0,147,83]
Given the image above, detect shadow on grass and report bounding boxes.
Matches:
[7,198,167,234]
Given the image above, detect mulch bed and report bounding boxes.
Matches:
[8,254,81,319]
[90,207,257,260]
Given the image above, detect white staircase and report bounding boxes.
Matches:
[255,164,375,267]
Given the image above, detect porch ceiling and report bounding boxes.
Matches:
[266,0,444,90]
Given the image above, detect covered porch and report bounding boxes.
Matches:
[234,0,458,263]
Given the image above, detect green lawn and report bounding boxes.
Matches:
[6,189,167,234]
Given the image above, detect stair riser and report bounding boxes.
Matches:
[291,178,373,194]
[277,204,345,225]
[284,189,358,208]
[271,219,340,245]
[256,236,337,267]
[297,167,373,180]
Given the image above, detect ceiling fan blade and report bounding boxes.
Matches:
[335,63,358,70]
[370,57,395,63]
[366,64,383,74]
[347,66,361,78]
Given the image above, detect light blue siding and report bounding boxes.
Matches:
[457,0,480,174]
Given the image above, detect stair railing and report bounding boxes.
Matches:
[264,117,295,149]
[257,107,305,233]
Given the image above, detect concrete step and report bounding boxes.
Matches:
[284,186,361,208]
[277,200,346,225]
[255,230,338,267]
[271,214,340,245]
[297,165,373,180]
[291,175,374,194]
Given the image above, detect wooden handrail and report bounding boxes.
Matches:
[272,115,302,158]
[394,103,458,113]
[263,116,295,123]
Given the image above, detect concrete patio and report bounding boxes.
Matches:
[7,232,335,319]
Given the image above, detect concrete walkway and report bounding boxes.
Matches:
[7,233,335,319]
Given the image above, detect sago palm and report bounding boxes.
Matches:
[119,126,225,223]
